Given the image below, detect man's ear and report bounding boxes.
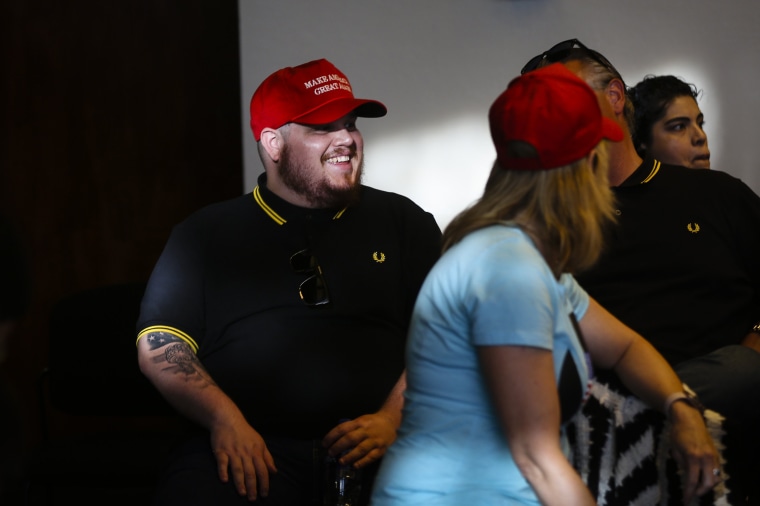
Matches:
[259,128,283,163]
[606,78,627,116]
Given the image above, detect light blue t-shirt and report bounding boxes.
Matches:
[371,225,591,505]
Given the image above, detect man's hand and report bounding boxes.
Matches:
[210,416,277,502]
[322,412,398,469]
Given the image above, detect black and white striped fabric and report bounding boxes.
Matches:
[567,374,731,506]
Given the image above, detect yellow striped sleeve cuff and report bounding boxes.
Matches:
[136,325,199,354]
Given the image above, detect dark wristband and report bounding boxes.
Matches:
[664,389,706,416]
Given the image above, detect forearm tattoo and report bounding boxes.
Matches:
[145,331,216,387]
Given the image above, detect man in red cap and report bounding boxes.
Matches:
[136,58,442,505]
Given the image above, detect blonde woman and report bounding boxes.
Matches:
[369,63,720,506]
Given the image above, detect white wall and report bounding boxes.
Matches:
[238,0,760,229]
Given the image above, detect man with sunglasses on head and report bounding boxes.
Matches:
[135,58,442,506]
[522,40,760,505]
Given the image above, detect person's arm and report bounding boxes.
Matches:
[321,371,406,469]
[137,330,276,502]
[579,297,721,503]
[478,345,596,506]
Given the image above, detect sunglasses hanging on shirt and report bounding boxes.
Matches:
[290,248,331,306]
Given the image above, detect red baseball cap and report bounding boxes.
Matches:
[489,63,623,171]
[249,58,387,141]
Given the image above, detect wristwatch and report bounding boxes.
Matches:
[664,389,706,416]
[752,322,760,335]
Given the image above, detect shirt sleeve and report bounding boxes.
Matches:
[468,236,558,351]
[136,218,206,349]
[560,273,590,321]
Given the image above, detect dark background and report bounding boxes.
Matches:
[1,0,243,456]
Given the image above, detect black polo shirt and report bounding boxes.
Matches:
[576,159,760,365]
[138,173,442,437]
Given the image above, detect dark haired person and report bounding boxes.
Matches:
[136,58,442,505]
[630,75,710,168]
[522,39,760,505]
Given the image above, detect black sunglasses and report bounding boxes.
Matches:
[520,38,621,79]
[290,248,330,306]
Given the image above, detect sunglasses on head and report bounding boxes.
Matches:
[520,38,621,78]
[290,248,330,306]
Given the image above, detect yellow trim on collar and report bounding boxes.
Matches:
[254,186,286,225]
[253,185,349,223]
[641,159,661,183]
[136,325,199,354]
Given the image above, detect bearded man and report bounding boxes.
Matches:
[136,58,442,506]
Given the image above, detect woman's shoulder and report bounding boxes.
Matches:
[442,225,553,286]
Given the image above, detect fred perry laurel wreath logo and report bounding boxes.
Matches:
[373,252,386,263]
[687,223,700,233]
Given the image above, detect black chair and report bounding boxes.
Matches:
[24,282,189,506]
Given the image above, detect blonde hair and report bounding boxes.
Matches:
[442,141,615,274]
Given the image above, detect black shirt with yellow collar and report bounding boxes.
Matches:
[576,158,760,366]
[137,173,442,438]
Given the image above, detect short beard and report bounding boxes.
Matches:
[278,144,363,208]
